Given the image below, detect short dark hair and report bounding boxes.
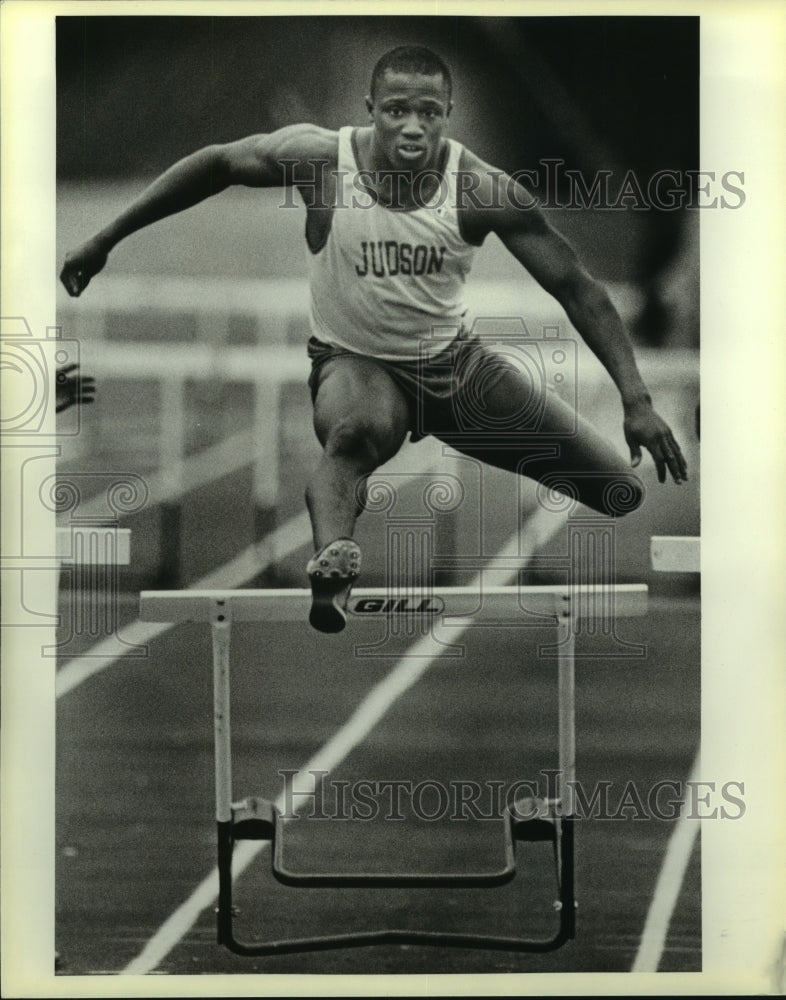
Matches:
[370,46,452,101]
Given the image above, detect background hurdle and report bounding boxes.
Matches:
[56,526,131,566]
[55,526,133,655]
[140,582,648,955]
[651,536,700,574]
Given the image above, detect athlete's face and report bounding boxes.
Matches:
[366,70,452,171]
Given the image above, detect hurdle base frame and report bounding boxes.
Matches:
[216,796,576,956]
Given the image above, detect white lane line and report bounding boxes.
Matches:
[631,748,701,972]
[121,504,569,974]
[55,620,175,700]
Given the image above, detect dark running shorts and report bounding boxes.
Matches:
[305,333,646,517]
[307,331,512,443]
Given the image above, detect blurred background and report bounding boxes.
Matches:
[55,14,700,599]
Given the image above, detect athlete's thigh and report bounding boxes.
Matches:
[312,353,410,461]
[436,356,643,515]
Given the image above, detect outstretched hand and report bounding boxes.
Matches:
[56,364,96,413]
[60,238,108,297]
[624,401,688,484]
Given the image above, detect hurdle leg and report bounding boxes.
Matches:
[556,594,577,937]
[157,377,185,587]
[557,595,576,809]
[210,598,235,946]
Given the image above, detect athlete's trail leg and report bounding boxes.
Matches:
[435,355,645,516]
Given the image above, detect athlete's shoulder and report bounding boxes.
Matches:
[454,143,487,171]
[454,143,539,242]
[455,145,533,205]
[263,123,339,162]
[453,143,496,178]
[218,124,338,186]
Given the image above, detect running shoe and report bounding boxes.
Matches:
[306,537,361,633]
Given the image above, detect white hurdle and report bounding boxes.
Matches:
[650,536,700,574]
[139,582,648,954]
[56,526,131,566]
[55,526,135,654]
[140,583,648,830]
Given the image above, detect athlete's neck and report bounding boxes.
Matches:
[357,129,447,209]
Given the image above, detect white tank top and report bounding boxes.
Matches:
[308,126,478,360]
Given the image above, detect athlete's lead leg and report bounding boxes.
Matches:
[305,355,410,631]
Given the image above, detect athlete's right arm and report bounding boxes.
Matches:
[60,124,335,297]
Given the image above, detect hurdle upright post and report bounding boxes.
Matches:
[158,374,185,587]
[210,597,233,823]
[556,593,576,812]
[555,592,578,937]
[252,371,281,585]
[210,596,235,944]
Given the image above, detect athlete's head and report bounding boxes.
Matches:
[366,46,453,172]
[369,46,453,103]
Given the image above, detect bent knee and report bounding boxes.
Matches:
[323,418,402,470]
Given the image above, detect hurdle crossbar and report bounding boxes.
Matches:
[140,582,647,955]
[140,583,648,624]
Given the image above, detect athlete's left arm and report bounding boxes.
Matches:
[460,161,688,485]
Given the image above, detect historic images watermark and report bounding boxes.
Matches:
[277,158,745,212]
[279,769,745,823]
